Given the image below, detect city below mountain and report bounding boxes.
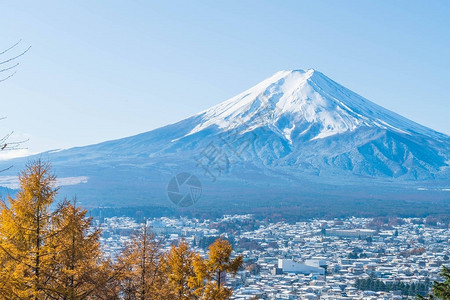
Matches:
[1,69,449,217]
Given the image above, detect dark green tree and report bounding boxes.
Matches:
[430,265,450,299]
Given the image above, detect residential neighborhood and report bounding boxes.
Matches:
[97,214,449,299]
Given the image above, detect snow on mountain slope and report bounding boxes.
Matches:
[10,69,448,178]
[151,69,449,180]
[1,69,449,208]
[183,69,446,143]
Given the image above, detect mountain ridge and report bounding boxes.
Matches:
[1,69,449,211]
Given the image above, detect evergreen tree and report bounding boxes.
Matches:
[430,265,450,299]
[408,283,416,296]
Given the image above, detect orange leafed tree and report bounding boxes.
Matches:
[0,161,243,299]
[201,238,243,300]
[0,160,58,299]
[116,223,168,300]
[45,199,113,299]
[0,160,113,299]
[164,239,198,299]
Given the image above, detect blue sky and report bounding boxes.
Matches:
[1,0,449,156]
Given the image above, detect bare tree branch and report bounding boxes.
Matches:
[0,39,30,82]
[0,63,19,73]
[0,42,31,65]
[0,40,30,172]
[0,71,16,83]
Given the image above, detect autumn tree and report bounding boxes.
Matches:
[0,161,244,299]
[116,223,167,300]
[0,160,58,299]
[44,199,112,299]
[0,161,113,299]
[200,238,243,300]
[164,240,198,299]
[188,252,208,299]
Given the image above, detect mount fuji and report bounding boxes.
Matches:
[1,69,449,216]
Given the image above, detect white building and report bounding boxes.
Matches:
[278,259,325,275]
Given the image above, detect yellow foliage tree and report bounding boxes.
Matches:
[0,160,58,299]
[45,199,112,299]
[188,252,208,299]
[0,161,244,299]
[164,239,198,299]
[0,161,114,299]
[116,223,167,300]
[201,238,243,300]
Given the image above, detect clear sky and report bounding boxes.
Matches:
[0,0,449,157]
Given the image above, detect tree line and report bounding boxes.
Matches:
[355,268,450,299]
[0,160,243,299]
[354,277,431,297]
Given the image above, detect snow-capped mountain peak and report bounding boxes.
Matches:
[184,69,440,143]
[1,68,448,208]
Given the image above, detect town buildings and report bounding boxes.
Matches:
[97,215,449,299]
